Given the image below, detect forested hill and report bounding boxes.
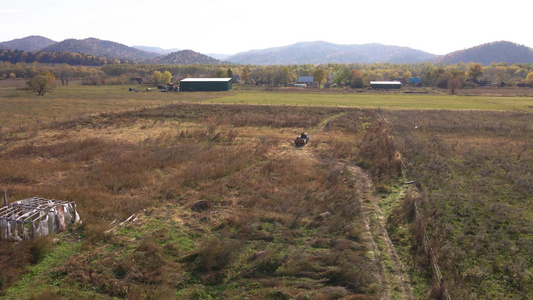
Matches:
[0,49,132,66]
[150,50,221,65]
[226,41,437,65]
[437,41,533,65]
[40,38,159,61]
[0,35,56,52]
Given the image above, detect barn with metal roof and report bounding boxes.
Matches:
[179,78,232,91]
[370,81,402,89]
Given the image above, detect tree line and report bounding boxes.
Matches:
[2,61,533,89]
[100,62,533,88]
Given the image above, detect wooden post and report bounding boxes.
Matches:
[3,190,6,207]
[31,221,36,239]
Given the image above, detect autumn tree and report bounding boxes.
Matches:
[26,72,56,96]
[162,71,172,84]
[215,69,227,78]
[468,64,483,82]
[279,66,293,85]
[448,77,462,94]
[435,69,452,89]
[241,67,250,83]
[350,70,364,88]
[333,68,351,86]
[60,63,71,85]
[151,71,163,85]
[313,68,327,87]
[526,72,533,87]
[402,70,412,83]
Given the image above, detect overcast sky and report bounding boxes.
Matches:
[0,0,530,55]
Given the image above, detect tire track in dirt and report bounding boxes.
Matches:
[348,165,413,300]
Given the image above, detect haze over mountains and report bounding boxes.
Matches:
[1,36,533,66]
[132,45,181,55]
[224,41,437,65]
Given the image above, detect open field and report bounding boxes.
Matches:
[385,110,533,299]
[0,81,532,299]
[0,81,225,128]
[1,80,532,129]
[218,88,533,111]
[1,103,404,299]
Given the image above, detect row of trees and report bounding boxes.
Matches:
[5,61,533,93]
[234,62,533,88]
[0,61,103,82]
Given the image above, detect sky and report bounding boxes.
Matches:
[0,0,531,56]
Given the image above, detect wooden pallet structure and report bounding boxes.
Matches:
[0,197,81,241]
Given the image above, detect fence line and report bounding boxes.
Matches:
[378,108,452,300]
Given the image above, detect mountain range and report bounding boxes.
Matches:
[40,38,159,61]
[224,41,437,65]
[1,36,533,65]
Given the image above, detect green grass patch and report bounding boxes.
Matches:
[4,240,86,300]
[213,90,533,111]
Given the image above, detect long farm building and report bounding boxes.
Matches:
[370,81,402,89]
[180,78,232,91]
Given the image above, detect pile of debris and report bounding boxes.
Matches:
[0,197,81,241]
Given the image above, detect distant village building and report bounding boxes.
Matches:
[370,81,402,89]
[297,76,317,87]
[298,76,314,83]
[179,78,233,91]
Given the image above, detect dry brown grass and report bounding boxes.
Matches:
[0,103,401,299]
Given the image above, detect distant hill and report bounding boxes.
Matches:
[0,35,56,52]
[150,50,221,65]
[437,41,533,65]
[133,45,180,55]
[40,38,159,61]
[226,41,437,65]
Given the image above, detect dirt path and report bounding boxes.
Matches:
[276,113,413,299]
[348,165,414,300]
